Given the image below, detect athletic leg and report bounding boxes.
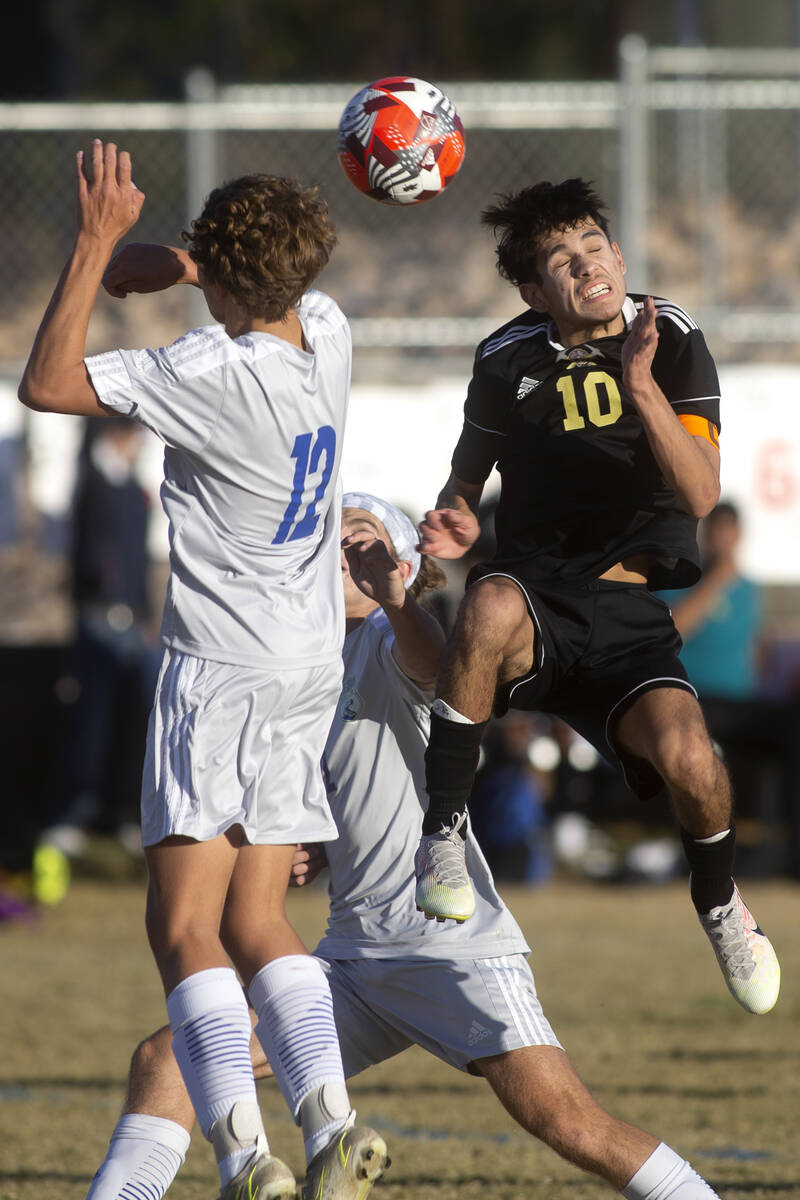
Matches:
[615,688,780,1015]
[476,1046,720,1197]
[416,577,535,922]
[223,845,389,1195]
[84,1027,191,1200]
[145,835,295,1197]
[423,576,536,828]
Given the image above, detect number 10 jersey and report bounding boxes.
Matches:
[452,294,720,590]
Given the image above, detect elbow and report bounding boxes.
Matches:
[17,376,46,412]
[690,480,721,520]
[681,471,721,519]
[18,373,78,415]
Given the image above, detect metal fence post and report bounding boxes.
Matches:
[184,67,217,329]
[618,34,648,291]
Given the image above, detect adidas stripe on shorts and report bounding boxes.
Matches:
[318,953,562,1074]
[141,648,341,846]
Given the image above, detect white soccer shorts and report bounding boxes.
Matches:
[318,953,562,1074]
[141,649,341,846]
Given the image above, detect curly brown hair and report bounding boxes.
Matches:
[409,555,447,601]
[182,174,337,320]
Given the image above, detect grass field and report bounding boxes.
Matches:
[1,873,798,1200]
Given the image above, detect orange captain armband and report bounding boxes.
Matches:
[678,413,720,448]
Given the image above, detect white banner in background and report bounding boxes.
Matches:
[718,365,800,583]
[344,366,800,584]
[6,363,800,583]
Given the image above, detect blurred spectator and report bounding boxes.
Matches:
[39,418,163,859]
[469,712,552,884]
[659,501,763,698]
[660,501,799,877]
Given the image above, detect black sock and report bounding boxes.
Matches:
[680,825,736,913]
[421,709,488,836]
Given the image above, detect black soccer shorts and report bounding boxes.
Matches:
[465,565,697,800]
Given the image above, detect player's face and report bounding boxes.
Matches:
[340,507,396,616]
[519,219,627,347]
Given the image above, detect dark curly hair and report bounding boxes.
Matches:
[481,178,611,286]
[183,174,337,320]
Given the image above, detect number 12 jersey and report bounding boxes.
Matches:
[86,289,350,669]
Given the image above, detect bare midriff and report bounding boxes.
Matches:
[598,554,650,584]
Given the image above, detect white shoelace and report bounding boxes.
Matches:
[703,903,757,977]
[426,813,469,888]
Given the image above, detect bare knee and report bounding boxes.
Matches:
[124,1025,186,1117]
[145,887,220,960]
[653,727,715,792]
[130,1026,172,1082]
[447,579,533,683]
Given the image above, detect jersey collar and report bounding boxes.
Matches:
[545,294,639,350]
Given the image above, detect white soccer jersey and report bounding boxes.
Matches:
[315,610,530,960]
[85,290,350,668]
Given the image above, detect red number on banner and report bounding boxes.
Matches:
[754,439,797,508]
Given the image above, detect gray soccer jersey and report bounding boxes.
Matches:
[85,290,350,669]
[315,610,530,960]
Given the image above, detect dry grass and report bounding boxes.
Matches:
[1,875,799,1200]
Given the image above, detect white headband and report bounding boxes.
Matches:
[342,491,421,587]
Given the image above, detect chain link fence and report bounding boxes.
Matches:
[3,40,800,375]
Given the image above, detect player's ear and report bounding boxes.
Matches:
[397,559,413,586]
[519,282,545,311]
[612,242,626,276]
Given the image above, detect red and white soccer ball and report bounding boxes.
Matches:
[337,76,465,205]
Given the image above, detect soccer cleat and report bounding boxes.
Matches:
[697,883,781,1015]
[219,1150,297,1200]
[301,1111,389,1200]
[414,812,475,923]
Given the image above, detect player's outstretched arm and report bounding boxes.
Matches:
[343,531,445,686]
[622,296,720,518]
[103,244,199,298]
[19,140,145,417]
[417,474,483,559]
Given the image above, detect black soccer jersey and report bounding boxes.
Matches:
[451,294,721,589]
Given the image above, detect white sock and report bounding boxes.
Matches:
[432,698,475,724]
[85,1113,190,1200]
[167,967,265,1182]
[623,1143,721,1199]
[249,955,350,1163]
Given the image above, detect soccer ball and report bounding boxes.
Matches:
[337,76,465,205]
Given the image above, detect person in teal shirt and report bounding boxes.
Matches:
[660,502,763,698]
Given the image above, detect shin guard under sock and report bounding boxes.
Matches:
[421,708,488,836]
[680,825,736,913]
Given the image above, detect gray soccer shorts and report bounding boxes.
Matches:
[317,953,562,1075]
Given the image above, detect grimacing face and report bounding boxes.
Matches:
[519,218,627,347]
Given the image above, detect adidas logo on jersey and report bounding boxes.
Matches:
[467,1020,492,1046]
[516,375,542,399]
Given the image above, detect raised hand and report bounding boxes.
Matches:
[417,494,480,559]
[76,140,145,248]
[622,294,659,392]
[342,530,407,609]
[103,243,197,298]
